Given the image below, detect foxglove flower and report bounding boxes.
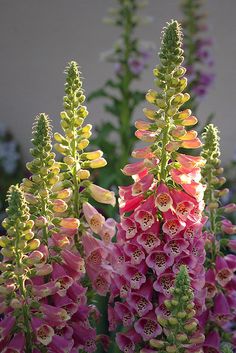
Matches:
[108,20,207,352]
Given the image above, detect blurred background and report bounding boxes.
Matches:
[0,0,236,211]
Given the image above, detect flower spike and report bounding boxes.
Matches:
[149,266,204,352]
[201,124,236,347]
[55,61,115,218]
[1,185,35,352]
[107,20,207,353]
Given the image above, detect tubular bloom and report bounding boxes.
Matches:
[107,20,207,352]
[200,124,236,351]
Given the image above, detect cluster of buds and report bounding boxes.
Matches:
[181,0,214,111]
[200,124,236,351]
[0,185,35,352]
[147,266,204,353]
[107,20,207,352]
[54,61,115,218]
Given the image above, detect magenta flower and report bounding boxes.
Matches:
[116,332,136,353]
[128,57,145,75]
[203,331,220,353]
[134,315,162,341]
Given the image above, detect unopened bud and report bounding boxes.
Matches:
[88,158,107,169]
[24,193,38,205]
[52,199,68,213]
[168,317,178,325]
[27,239,40,251]
[176,333,188,342]
[143,108,157,120]
[63,156,75,165]
[60,218,80,229]
[81,150,103,160]
[157,316,167,326]
[184,320,198,332]
[78,139,89,150]
[54,143,69,155]
[166,345,177,353]
[35,216,47,227]
[150,339,165,348]
[146,89,158,103]
[177,311,187,319]
[77,169,90,180]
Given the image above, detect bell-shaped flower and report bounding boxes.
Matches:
[83,202,105,234]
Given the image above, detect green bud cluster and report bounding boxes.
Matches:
[141,20,201,183]
[1,185,37,264]
[149,266,203,353]
[201,124,228,257]
[201,124,226,212]
[0,185,35,349]
[22,114,59,210]
[55,61,107,218]
[21,114,63,242]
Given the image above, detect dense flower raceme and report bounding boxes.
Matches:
[0,62,116,353]
[200,124,236,351]
[105,20,208,352]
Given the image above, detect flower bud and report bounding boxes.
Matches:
[146,89,158,103]
[89,184,116,206]
[54,132,67,143]
[157,316,167,326]
[184,319,198,332]
[54,143,69,155]
[166,345,177,353]
[52,199,68,213]
[60,218,80,229]
[81,150,103,160]
[143,107,157,120]
[87,158,107,169]
[35,216,47,227]
[24,193,38,205]
[63,156,75,165]
[168,317,178,325]
[176,333,188,342]
[77,169,90,180]
[78,139,89,150]
[56,188,72,199]
[150,339,165,348]
[27,239,40,251]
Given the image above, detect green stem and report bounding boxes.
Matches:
[71,113,80,219]
[15,222,33,353]
[207,168,217,262]
[160,121,170,182]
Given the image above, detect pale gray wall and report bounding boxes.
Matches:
[1,0,236,164]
